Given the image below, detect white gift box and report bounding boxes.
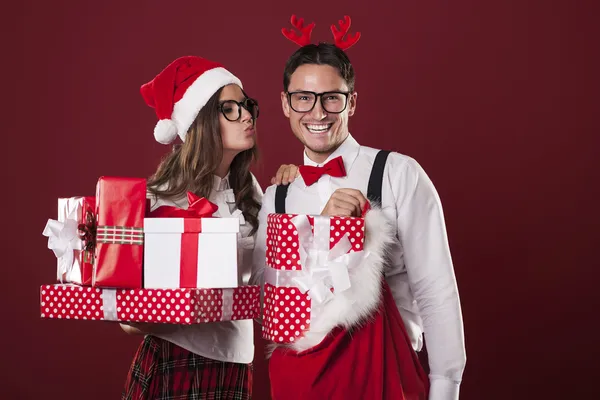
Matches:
[143,217,240,289]
[42,197,95,285]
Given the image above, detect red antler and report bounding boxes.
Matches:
[282,14,315,47]
[330,15,361,50]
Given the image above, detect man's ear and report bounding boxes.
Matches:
[281,91,291,118]
[348,92,358,117]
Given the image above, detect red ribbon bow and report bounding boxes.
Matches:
[149,192,218,218]
[299,156,347,186]
[77,208,97,252]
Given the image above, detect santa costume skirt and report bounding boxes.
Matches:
[268,281,429,400]
[122,335,252,400]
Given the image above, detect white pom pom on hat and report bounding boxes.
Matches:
[153,119,179,145]
[141,56,243,144]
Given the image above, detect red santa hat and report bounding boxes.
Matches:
[141,56,242,144]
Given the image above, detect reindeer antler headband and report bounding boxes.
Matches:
[281,14,361,50]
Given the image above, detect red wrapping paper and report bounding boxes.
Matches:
[93,177,147,288]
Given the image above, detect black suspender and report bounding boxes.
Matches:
[274,183,289,214]
[274,150,391,213]
[366,150,391,206]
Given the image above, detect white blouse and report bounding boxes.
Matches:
[150,173,263,364]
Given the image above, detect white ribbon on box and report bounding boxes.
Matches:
[264,215,368,305]
[100,289,118,321]
[42,202,83,283]
[222,290,234,321]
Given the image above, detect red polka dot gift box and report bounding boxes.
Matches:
[262,213,366,343]
[40,284,260,324]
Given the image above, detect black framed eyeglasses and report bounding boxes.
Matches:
[218,98,260,122]
[287,91,350,113]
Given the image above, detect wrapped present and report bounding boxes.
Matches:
[40,284,260,324]
[94,177,146,288]
[262,213,367,343]
[42,196,96,285]
[143,192,240,289]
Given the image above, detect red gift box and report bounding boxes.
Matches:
[40,284,260,324]
[93,177,147,288]
[262,213,366,343]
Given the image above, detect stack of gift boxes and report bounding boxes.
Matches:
[40,177,260,325]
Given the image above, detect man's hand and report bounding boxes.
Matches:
[271,164,300,185]
[120,322,178,335]
[320,189,368,217]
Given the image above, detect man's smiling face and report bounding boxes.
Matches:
[281,64,357,162]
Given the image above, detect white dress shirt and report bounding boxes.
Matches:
[251,134,466,399]
[150,173,263,364]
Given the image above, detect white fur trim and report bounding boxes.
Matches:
[267,207,395,355]
[171,67,242,142]
[154,119,178,144]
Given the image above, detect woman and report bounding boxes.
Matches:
[120,56,296,399]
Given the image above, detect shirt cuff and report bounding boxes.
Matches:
[429,378,461,400]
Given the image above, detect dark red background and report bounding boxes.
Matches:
[3,1,599,398]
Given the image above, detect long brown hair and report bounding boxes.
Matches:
[147,86,261,234]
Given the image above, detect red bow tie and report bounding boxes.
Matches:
[299,156,347,186]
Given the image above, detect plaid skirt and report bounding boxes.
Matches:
[122,335,253,400]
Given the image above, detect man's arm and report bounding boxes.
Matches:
[392,156,466,400]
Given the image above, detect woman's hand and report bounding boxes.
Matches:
[271,164,300,185]
[120,322,179,335]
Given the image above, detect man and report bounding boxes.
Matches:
[252,42,466,399]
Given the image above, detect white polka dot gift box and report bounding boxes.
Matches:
[40,284,260,324]
[262,213,367,343]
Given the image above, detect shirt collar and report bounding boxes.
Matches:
[213,173,230,191]
[302,133,360,174]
